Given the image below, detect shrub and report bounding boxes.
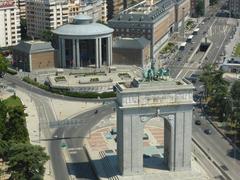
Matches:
[7,68,17,75]
[54,76,66,82]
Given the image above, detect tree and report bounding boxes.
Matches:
[20,19,28,40]
[0,140,7,159]
[210,0,218,6]
[231,107,240,128]
[195,0,204,17]
[0,54,9,77]
[230,80,240,103]
[3,106,29,143]
[7,143,49,180]
[41,30,53,42]
[0,100,7,139]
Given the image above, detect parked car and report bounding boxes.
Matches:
[195,120,201,125]
[204,129,212,135]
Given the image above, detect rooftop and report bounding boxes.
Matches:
[109,0,174,23]
[116,78,194,94]
[113,37,150,49]
[53,15,114,36]
[13,40,54,54]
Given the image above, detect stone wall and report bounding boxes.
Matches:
[31,51,55,70]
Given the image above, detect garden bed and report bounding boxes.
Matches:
[54,76,66,82]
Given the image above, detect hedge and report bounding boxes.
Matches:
[22,76,116,99]
[7,68,17,75]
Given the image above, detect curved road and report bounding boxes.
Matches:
[3,74,114,179]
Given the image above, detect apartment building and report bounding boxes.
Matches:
[106,0,123,20]
[0,0,21,47]
[26,0,68,39]
[68,0,107,23]
[229,0,240,18]
[16,0,26,19]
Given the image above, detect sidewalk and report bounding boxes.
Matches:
[225,20,240,57]
[14,89,55,180]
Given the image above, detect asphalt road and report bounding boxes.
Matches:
[192,78,240,180]
[168,1,233,79]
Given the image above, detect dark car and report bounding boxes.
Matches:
[195,120,201,125]
[177,57,182,61]
[204,129,212,135]
[94,110,98,114]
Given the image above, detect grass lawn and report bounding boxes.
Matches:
[3,95,23,108]
[234,43,240,57]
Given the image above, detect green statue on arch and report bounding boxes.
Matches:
[143,61,170,81]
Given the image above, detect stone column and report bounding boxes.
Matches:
[58,38,62,67]
[117,109,144,176]
[72,39,76,68]
[95,38,99,68]
[76,39,80,67]
[98,38,102,67]
[61,38,66,68]
[107,36,112,66]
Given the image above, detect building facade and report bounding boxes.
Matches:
[26,0,68,39]
[16,0,26,19]
[13,40,55,72]
[106,0,123,20]
[113,37,151,67]
[108,0,190,58]
[53,15,113,68]
[68,0,107,23]
[0,0,21,47]
[229,0,240,18]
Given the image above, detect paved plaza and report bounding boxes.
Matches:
[83,117,210,180]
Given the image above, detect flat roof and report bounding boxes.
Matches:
[193,28,200,32]
[180,42,187,46]
[187,35,194,39]
[116,79,194,94]
[13,40,54,54]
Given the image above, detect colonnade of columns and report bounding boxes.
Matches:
[59,36,112,68]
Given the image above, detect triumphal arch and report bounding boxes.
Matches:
[115,78,194,176]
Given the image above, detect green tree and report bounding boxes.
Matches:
[231,107,240,128]
[230,80,240,103]
[200,64,231,120]
[210,0,218,6]
[3,106,29,143]
[195,0,204,17]
[0,140,7,159]
[7,143,49,180]
[0,54,9,77]
[0,101,7,139]
[41,29,53,42]
[20,19,28,40]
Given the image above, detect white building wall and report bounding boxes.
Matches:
[26,0,68,39]
[0,3,21,47]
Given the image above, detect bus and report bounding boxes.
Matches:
[193,28,199,35]
[187,35,194,42]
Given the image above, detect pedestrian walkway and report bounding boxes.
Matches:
[225,19,240,57]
